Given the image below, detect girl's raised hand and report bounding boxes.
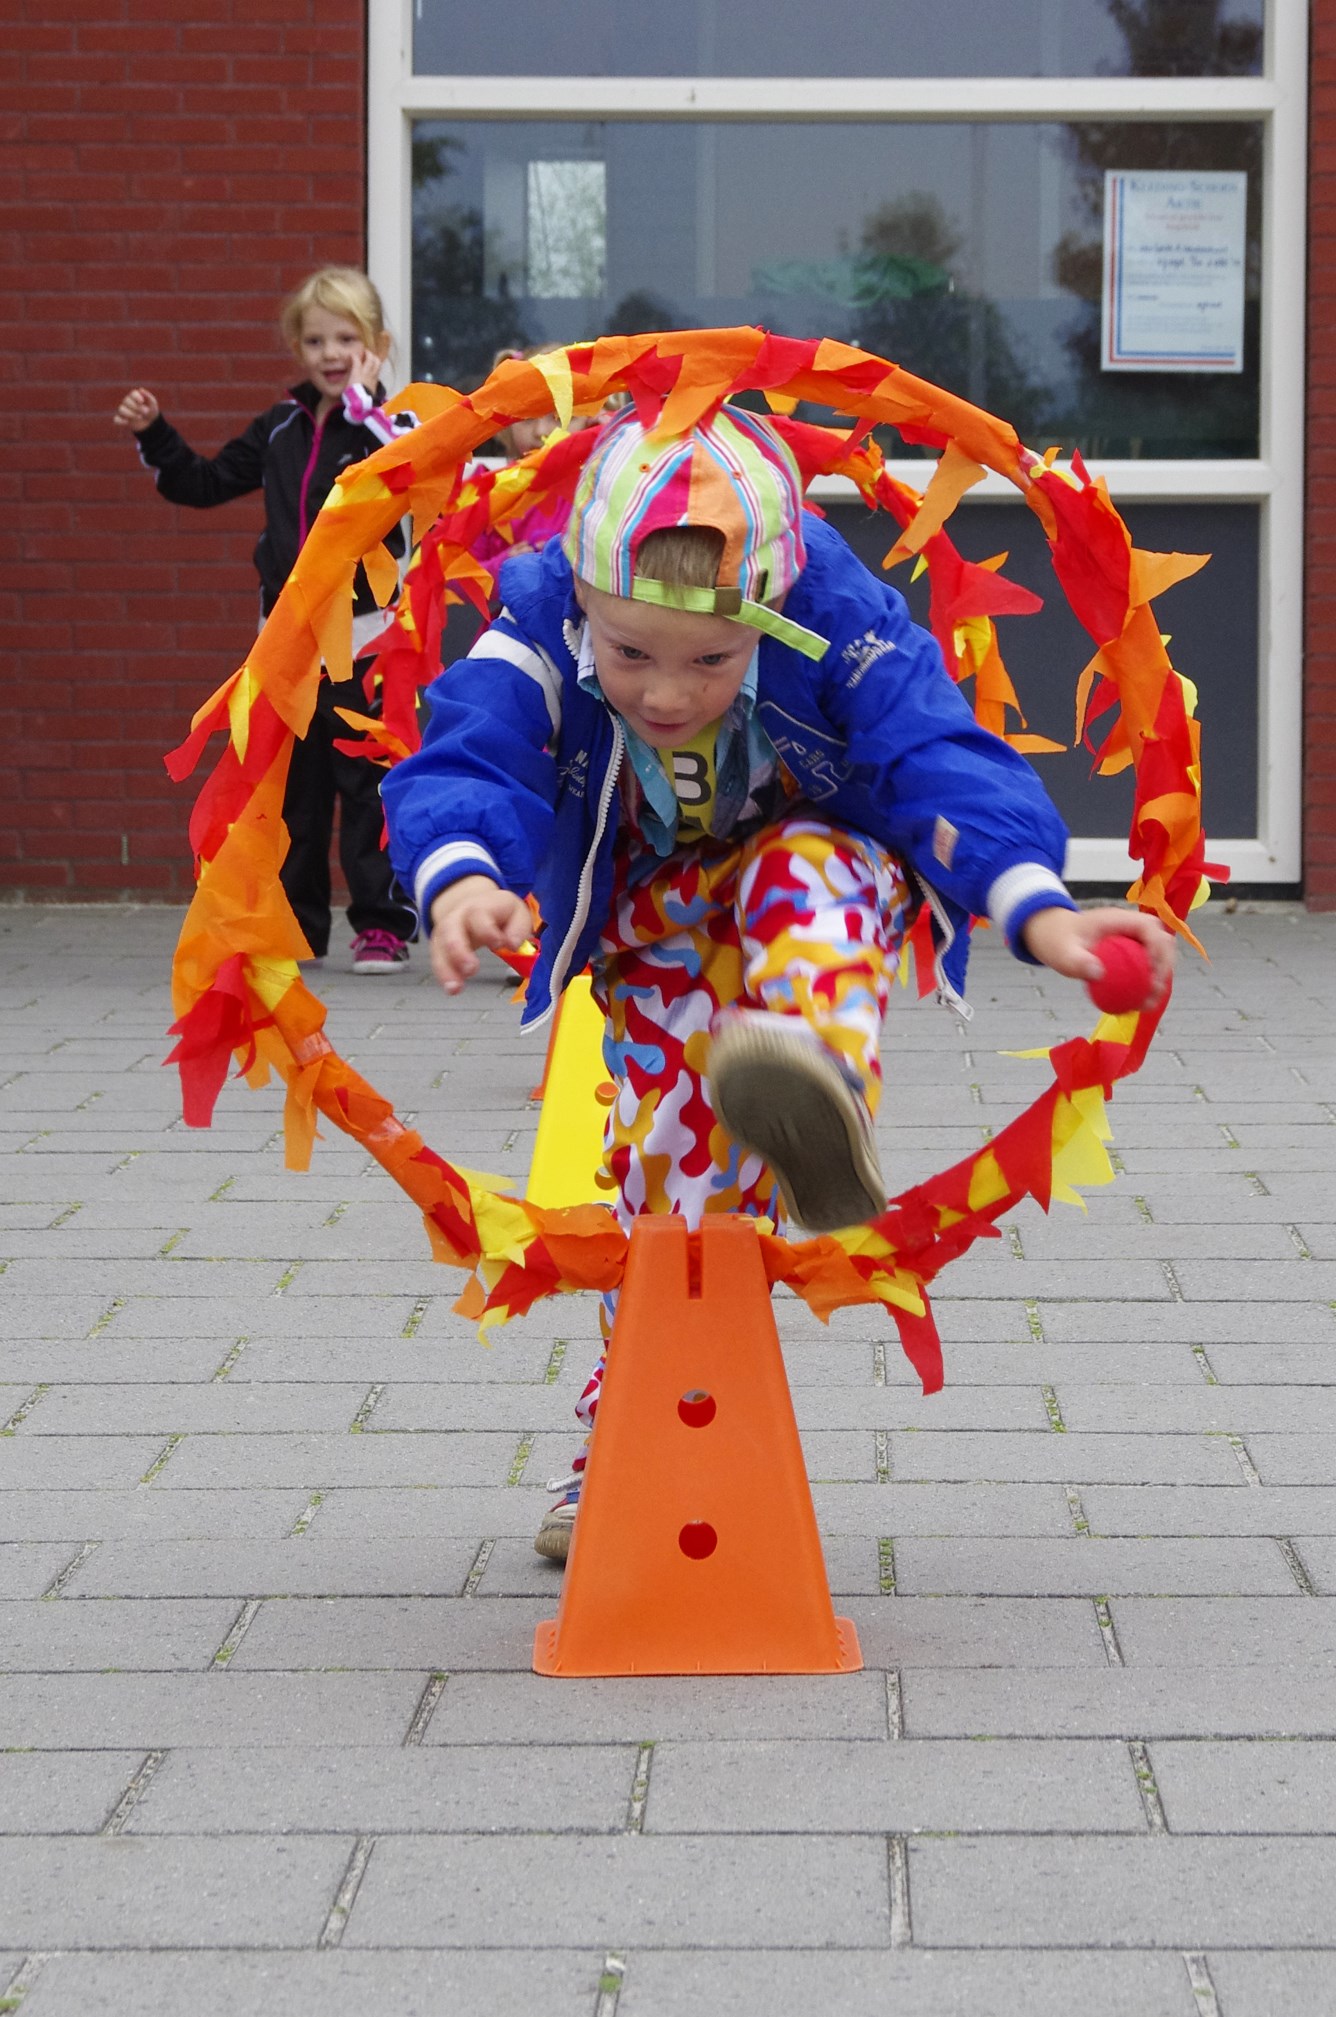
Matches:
[355,345,387,394]
[114,388,160,430]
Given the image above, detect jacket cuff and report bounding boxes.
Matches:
[413,841,503,922]
[987,862,1078,960]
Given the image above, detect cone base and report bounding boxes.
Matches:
[533,1616,863,1678]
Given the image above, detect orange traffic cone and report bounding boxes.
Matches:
[533,1214,862,1677]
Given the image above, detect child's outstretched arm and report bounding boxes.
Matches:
[429,875,531,995]
[1020,905,1174,1011]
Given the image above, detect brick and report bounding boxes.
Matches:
[0,1487,309,1541]
[909,1836,1336,1948]
[647,1735,1144,1835]
[130,1742,635,1836]
[900,1667,1336,1738]
[0,1596,238,1670]
[0,1752,146,1835]
[894,1537,1297,1597]
[617,1953,1189,2017]
[71,1537,479,1599]
[1151,1738,1336,1833]
[28,1952,603,2017]
[0,1835,351,1948]
[346,1834,888,1949]
[880,1431,1241,1485]
[1082,1486,1336,1537]
[0,1671,424,1748]
[0,1541,86,1596]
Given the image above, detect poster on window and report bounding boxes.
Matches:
[1101,170,1246,373]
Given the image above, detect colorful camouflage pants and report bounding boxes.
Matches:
[570,814,909,1450]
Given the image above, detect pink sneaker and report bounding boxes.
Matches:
[350,929,410,974]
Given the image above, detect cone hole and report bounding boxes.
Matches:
[678,1521,718,1559]
[678,1389,716,1427]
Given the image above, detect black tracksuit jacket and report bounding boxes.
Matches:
[132,379,413,619]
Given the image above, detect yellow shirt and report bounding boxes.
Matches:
[660,721,720,840]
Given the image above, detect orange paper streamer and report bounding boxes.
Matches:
[165,328,1222,1390]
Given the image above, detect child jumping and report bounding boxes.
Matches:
[116,266,417,972]
[380,402,1173,1559]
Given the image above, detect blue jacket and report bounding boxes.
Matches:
[382,515,1076,1029]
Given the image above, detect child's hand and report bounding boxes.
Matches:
[1020,905,1174,1012]
[355,346,386,394]
[114,388,159,431]
[429,876,531,995]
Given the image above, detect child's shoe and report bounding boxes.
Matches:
[708,1013,886,1233]
[351,929,410,974]
[534,1471,581,1562]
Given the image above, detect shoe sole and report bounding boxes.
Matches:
[709,1020,886,1234]
[352,960,409,974]
[534,1512,574,1563]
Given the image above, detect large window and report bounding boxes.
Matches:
[372,0,1304,883]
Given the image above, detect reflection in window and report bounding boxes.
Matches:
[411,117,1261,459]
[413,0,1264,80]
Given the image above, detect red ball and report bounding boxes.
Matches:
[1086,934,1152,1015]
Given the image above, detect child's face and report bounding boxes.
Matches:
[295,304,382,402]
[577,583,755,746]
[503,413,557,457]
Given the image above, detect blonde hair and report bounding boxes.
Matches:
[633,526,726,591]
[280,267,388,353]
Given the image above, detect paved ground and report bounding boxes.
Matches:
[0,898,1334,2016]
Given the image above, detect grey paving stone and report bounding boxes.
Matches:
[1172,1261,1336,1302]
[790,1386,1052,1430]
[365,1385,577,1432]
[909,1835,1336,1947]
[1248,1438,1336,1486]
[1150,1738,1336,1833]
[100,1296,424,1340]
[1038,1301,1336,1344]
[345,1833,888,1947]
[900,1666,1336,1738]
[21,1383,374,1435]
[615,1950,1191,2017]
[227,1595,552,1671]
[1288,1536,1336,1594]
[645,1735,1144,1834]
[128,1741,635,1835]
[233,1335,556,1383]
[427,1671,889,1743]
[883,1431,1240,1485]
[1113,1596,1336,1664]
[809,1483,1075,1537]
[0,1751,145,1834]
[0,1438,166,1489]
[1054,1385,1336,1434]
[71,1538,480,1598]
[0,1672,424,1748]
[1082,1486,1336,1536]
[1187,1341,1336,1383]
[157,1430,520,1490]
[0,1598,242,1671]
[306,1484,569,1540]
[0,1343,240,1385]
[0,1489,310,1541]
[18,1950,604,2017]
[894,1537,1298,1597]
[845,1595,1105,1669]
[0,1834,351,1947]
[1208,1952,1336,2017]
[0,1543,85,1597]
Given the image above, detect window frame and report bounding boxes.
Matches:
[369,0,1306,884]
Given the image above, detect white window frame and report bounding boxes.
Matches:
[369,0,1305,885]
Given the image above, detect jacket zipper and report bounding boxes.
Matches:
[909,868,972,1020]
[297,411,328,545]
[536,719,625,1026]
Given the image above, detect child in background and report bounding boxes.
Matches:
[381,402,1173,1559]
[115,266,418,972]
[469,347,593,602]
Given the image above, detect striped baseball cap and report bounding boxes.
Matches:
[562,404,829,659]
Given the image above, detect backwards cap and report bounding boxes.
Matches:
[562,404,829,659]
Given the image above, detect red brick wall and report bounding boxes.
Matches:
[1310,0,1336,908]
[4,0,366,899]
